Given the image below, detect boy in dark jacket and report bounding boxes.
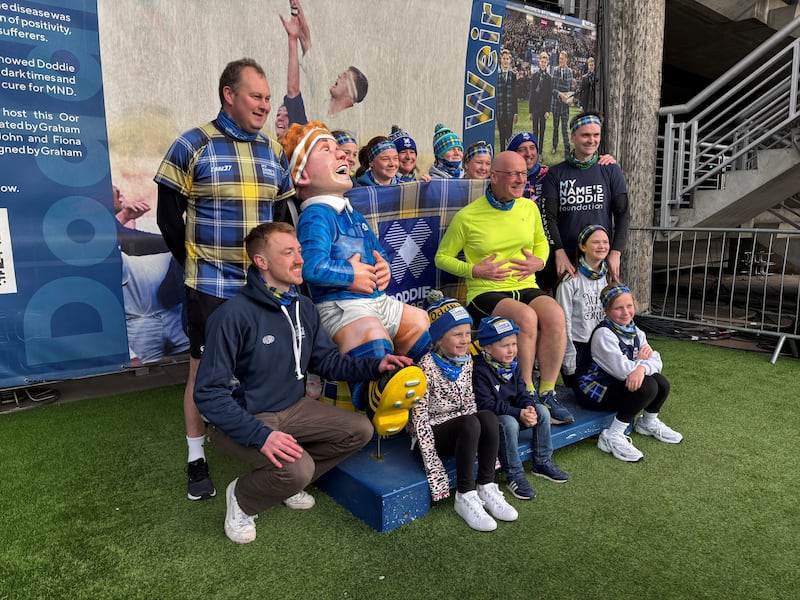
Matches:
[473,317,569,500]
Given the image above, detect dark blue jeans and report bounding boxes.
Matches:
[497,403,552,477]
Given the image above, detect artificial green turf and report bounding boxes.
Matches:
[1,338,797,599]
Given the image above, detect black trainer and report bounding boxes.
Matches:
[186,458,216,500]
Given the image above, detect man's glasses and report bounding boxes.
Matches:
[493,170,527,179]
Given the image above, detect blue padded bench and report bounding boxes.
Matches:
[316,387,615,532]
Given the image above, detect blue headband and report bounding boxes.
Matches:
[571,114,602,134]
[367,140,396,163]
[334,131,357,146]
[578,224,609,247]
[465,141,493,163]
[600,284,631,310]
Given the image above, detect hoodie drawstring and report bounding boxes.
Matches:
[280,302,303,380]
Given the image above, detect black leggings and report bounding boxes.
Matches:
[595,373,670,423]
[432,410,499,494]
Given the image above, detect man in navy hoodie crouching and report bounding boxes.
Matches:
[194,221,411,544]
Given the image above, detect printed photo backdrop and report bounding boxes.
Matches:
[0,0,596,387]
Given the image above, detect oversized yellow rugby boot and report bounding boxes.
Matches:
[368,366,427,436]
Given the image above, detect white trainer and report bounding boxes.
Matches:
[635,417,683,444]
[477,482,519,522]
[282,490,316,510]
[454,490,497,532]
[598,429,644,462]
[224,479,257,544]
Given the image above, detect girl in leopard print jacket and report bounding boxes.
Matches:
[409,293,518,531]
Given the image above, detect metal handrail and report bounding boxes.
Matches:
[657,16,800,227]
[660,16,800,115]
[634,226,800,363]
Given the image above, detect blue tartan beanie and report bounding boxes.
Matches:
[432,123,462,158]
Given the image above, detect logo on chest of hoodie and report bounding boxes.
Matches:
[261,324,307,347]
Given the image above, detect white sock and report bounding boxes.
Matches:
[187,435,206,463]
[640,411,658,425]
[608,417,629,436]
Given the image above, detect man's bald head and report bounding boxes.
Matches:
[489,151,528,201]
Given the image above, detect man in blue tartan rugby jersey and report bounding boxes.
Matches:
[154,57,294,504]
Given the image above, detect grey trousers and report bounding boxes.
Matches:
[208,397,373,515]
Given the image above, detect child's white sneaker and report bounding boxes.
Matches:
[635,417,683,444]
[454,490,497,532]
[477,482,519,521]
[598,429,644,462]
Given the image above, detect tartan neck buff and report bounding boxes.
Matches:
[397,172,416,183]
[577,256,608,280]
[267,284,299,306]
[432,350,469,382]
[216,110,259,142]
[567,151,599,170]
[482,351,517,383]
[603,315,637,340]
[431,158,464,179]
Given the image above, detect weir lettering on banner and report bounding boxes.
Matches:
[0,0,127,387]
[462,0,504,151]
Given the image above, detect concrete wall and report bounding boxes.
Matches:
[96,0,472,229]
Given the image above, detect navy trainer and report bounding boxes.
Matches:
[538,389,575,425]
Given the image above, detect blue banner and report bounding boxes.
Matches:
[0,0,127,387]
[462,1,506,152]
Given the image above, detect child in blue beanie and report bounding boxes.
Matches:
[473,316,569,500]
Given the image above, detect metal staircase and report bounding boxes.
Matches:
[694,0,800,30]
[657,15,800,229]
[749,0,800,30]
